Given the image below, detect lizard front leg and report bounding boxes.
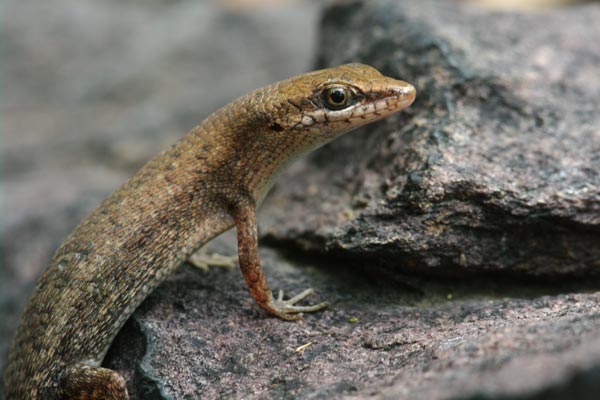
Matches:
[59,363,128,400]
[232,197,329,321]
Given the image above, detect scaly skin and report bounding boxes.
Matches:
[4,63,416,399]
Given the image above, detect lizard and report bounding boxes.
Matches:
[3,63,416,399]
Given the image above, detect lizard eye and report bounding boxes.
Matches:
[322,86,352,110]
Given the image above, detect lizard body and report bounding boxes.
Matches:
[4,63,415,399]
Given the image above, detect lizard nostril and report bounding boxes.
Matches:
[392,83,416,103]
[398,84,416,97]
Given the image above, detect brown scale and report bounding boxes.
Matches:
[4,63,415,399]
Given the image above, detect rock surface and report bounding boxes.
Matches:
[3,0,600,399]
[262,0,600,278]
[103,236,600,399]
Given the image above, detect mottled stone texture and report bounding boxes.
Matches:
[262,0,600,277]
[104,237,600,400]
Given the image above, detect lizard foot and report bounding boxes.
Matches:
[60,363,129,400]
[188,247,237,272]
[264,288,329,321]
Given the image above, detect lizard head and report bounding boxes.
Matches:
[269,63,416,149]
[220,63,416,204]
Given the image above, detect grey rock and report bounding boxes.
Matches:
[105,236,600,399]
[262,0,600,277]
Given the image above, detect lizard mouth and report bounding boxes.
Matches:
[354,80,416,121]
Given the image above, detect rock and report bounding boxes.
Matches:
[104,236,600,399]
[261,0,600,278]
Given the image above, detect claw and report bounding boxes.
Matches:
[188,248,237,272]
[266,288,329,320]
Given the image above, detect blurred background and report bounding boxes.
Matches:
[0,0,597,395]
